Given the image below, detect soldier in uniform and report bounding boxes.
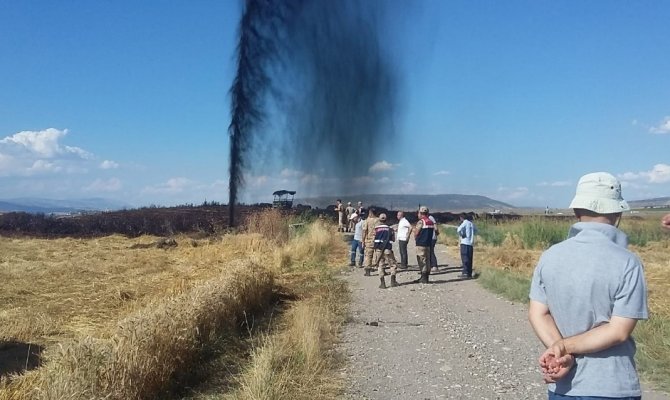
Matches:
[361,206,379,276]
[335,199,345,232]
[373,213,399,288]
[413,206,435,284]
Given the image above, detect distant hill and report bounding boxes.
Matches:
[628,197,670,209]
[0,198,131,214]
[295,194,515,212]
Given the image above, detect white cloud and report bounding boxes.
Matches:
[0,152,15,171]
[300,174,320,184]
[353,176,375,186]
[249,175,268,187]
[84,178,122,192]
[647,164,670,183]
[279,168,302,178]
[537,180,572,187]
[433,170,450,176]
[398,181,417,194]
[650,116,670,134]
[100,160,120,169]
[28,160,62,174]
[0,128,101,177]
[0,128,91,158]
[618,164,670,184]
[142,177,194,195]
[497,186,530,200]
[369,160,396,173]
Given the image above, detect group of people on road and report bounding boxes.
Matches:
[346,204,477,289]
[339,171,670,399]
[335,199,364,232]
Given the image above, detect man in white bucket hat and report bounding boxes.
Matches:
[528,172,648,399]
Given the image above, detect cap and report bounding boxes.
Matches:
[569,172,629,214]
[419,206,429,213]
[379,213,387,221]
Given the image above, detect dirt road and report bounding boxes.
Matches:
[339,241,668,399]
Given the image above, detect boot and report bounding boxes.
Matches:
[390,275,399,287]
[364,268,371,276]
[413,272,424,284]
[419,272,429,284]
[379,276,387,289]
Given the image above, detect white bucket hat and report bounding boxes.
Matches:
[569,172,629,214]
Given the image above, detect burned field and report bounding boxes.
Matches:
[0,204,301,238]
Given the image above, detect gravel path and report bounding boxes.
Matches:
[339,240,668,400]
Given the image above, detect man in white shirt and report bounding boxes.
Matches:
[395,211,412,269]
[349,213,364,267]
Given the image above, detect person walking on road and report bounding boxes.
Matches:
[396,211,411,269]
[413,206,435,283]
[361,207,379,276]
[457,214,476,279]
[349,213,364,267]
[528,172,648,399]
[373,213,399,288]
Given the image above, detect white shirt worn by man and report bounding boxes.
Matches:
[397,217,412,241]
[429,215,438,240]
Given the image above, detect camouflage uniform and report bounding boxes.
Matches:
[335,201,345,232]
[373,219,398,288]
[361,215,379,274]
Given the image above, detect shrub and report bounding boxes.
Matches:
[244,209,290,245]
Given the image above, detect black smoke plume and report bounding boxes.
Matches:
[228,0,398,225]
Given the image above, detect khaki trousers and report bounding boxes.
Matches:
[374,249,397,276]
[363,245,375,268]
[416,246,431,273]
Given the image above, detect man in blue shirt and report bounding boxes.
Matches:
[528,172,648,399]
[456,214,476,279]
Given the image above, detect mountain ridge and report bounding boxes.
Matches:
[295,194,515,212]
[0,198,131,213]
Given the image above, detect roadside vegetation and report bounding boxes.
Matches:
[0,209,348,400]
[441,213,670,392]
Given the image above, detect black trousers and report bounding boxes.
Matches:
[398,240,408,267]
[430,238,438,268]
[460,244,473,277]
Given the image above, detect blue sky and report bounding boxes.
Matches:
[1,1,669,208]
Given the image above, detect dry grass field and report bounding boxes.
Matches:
[0,210,348,400]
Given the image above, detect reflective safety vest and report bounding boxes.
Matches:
[415,216,434,247]
[373,224,394,250]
